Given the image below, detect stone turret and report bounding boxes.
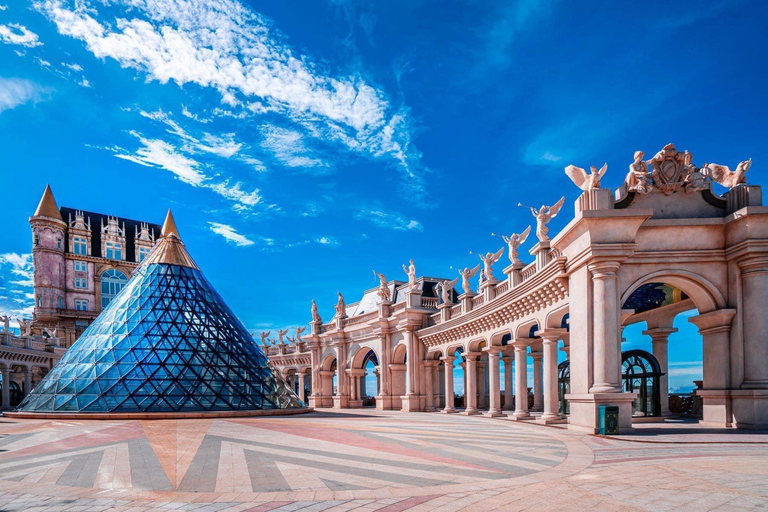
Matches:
[29,185,66,314]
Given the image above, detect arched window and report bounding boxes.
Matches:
[101,269,128,309]
[622,349,663,417]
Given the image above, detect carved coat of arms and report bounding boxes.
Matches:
[650,143,686,194]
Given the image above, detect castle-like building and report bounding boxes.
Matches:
[29,185,161,347]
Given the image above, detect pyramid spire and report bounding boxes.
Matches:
[33,184,63,221]
[143,208,198,269]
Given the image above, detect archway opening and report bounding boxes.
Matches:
[362,350,379,407]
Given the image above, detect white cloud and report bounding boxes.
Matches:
[261,124,328,170]
[0,23,42,47]
[35,0,427,196]
[355,209,423,231]
[0,77,46,114]
[315,236,339,246]
[62,62,83,72]
[208,222,254,247]
[0,253,34,321]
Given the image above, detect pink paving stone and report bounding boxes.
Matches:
[375,495,443,512]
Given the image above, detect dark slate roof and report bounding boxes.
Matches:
[60,207,162,262]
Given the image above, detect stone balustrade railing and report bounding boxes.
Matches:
[450,304,462,317]
[421,297,439,309]
[495,281,509,294]
[344,311,377,327]
[520,263,537,282]
[471,295,484,307]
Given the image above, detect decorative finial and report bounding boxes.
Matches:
[161,209,180,238]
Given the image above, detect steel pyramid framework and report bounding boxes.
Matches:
[18,211,303,414]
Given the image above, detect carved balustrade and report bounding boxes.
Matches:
[421,297,439,309]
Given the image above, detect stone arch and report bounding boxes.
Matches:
[391,343,407,364]
[515,319,541,340]
[467,337,487,352]
[545,304,570,329]
[321,354,337,372]
[489,329,512,347]
[621,270,726,314]
[350,346,379,369]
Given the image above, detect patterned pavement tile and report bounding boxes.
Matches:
[0,409,765,510]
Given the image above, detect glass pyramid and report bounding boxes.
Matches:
[18,211,303,414]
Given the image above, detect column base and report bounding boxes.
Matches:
[348,399,363,409]
[375,395,393,410]
[332,395,349,409]
[400,395,422,412]
[485,410,507,418]
[537,414,567,425]
[706,389,768,429]
[462,408,481,416]
[565,393,637,434]
[442,407,459,414]
[510,411,533,420]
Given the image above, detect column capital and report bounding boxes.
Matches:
[423,359,439,367]
[737,256,768,274]
[689,309,736,334]
[464,352,480,361]
[512,338,534,349]
[642,327,678,341]
[588,260,620,278]
[530,351,543,361]
[535,328,567,341]
[440,355,455,364]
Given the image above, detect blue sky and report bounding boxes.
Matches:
[1,0,766,395]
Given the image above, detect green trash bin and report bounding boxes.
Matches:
[598,405,619,435]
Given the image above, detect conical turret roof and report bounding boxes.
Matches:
[33,184,63,221]
[17,213,302,415]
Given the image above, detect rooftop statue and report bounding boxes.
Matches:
[402,259,417,290]
[625,151,653,194]
[374,272,391,302]
[457,263,482,295]
[478,247,505,281]
[522,197,565,243]
[651,143,687,194]
[703,158,752,190]
[260,331,271,346]
[501,225,531,266]
[0,315,9,333]
[277,328,290,344]
[311,299,322,324]
[295,326,306,343]
[334,292,346,318]
[436,277,459,305]
[564,163,608,191]
[286,336,296,345]
[682,151,708,193]
[15,317,31,337]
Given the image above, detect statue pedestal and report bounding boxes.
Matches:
[576,189,613,213]
[479,278,499,303]
[725,185,762,214]
[458,293,475,314]
[310,320,322,336]
[405,288,422,308]
[503,262,526,288]
[438,303,452,322]
[378,300,392,318]
[529,241,551,271]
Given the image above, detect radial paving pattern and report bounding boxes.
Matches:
[0,410,766,511]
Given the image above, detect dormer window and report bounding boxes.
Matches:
[105,241,122,260]
[138,246,151,262]
[73,236,87,255]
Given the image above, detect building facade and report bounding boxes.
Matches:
[29,185,161,347]
[267,144,768,432]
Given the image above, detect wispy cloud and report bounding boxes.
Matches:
[35,0,428,197]
[315,236,339,246]
[0,77,46,114]
[0,253,34,321]
[355,209,422,231]
[260,124,328,171]
[208,222,255,247]
[0,23,42,47]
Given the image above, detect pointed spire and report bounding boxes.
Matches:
[161,209,180,238]
[33,184,63,221]
[142,208,198,269]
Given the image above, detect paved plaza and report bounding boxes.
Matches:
[0,410,765,511]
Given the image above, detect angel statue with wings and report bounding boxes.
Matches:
[457,263,482,295]
[277,328,290,344]
[502,225,531,266]
[435,277,459,305]
[523,197,565,242]
[259,331,271,346]
[564,163,608,191]
[478,247,505,281]
[295,326,306,343]
[703,158,752,190]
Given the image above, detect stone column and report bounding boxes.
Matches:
[298,371,306,402]
[513,340,531,418]
[424,361,437,412]
[589,262,623,393]
[405,329,416,396]
[442,355,457,413]
[531,350,543,412]
[477,358,487,409]
[463,353,480,415]
[1,369,9,410]
[22,370,32,397]
[378,334,390,399]
[739,258,768,388]
[502,352,514,411]
[486,350,504,417]
[537,329,566,421]
[644,327,677,416]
